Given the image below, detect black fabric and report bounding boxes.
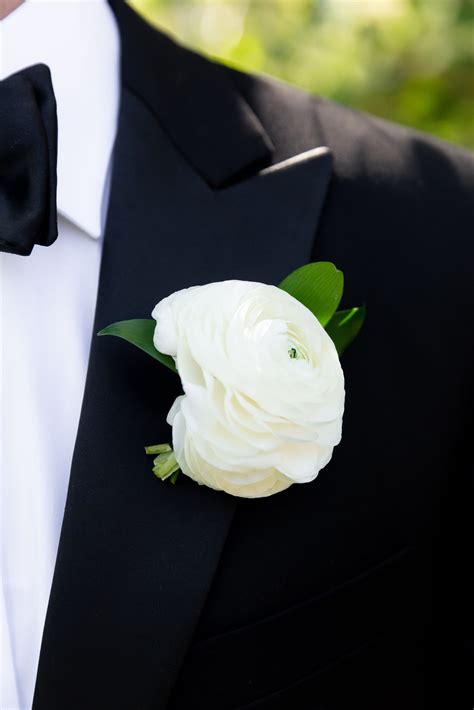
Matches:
[0,64,57,256]
[110,0,273,188]
[32,86,333,710]
[32,2,474,709]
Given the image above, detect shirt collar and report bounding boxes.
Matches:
[0,0,121,238]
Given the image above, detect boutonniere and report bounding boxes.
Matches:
[98,263,365,498]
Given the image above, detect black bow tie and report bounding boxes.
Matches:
[0,64,58,256]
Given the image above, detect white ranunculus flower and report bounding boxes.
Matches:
[152,281,345,498]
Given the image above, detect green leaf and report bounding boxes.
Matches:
[98,319,177,373]
[326,306,366,356]
[278,262,344,326]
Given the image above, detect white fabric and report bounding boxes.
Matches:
[0,2,120,708]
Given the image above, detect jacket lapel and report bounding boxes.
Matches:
[111,0,274,189]
[33,6,333,709]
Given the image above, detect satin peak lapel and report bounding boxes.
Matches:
[33,6,333,710]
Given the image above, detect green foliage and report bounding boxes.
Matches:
[325,306,366,356]
[278,262,343,327]
[98,263,363,369]
[98,319,177,373]
[131,0,474,149]
[278,262,364,354]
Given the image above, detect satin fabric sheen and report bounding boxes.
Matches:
[0,64,58,256]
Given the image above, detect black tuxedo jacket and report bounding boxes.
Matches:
[32,2,474,709]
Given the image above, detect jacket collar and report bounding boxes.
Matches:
[109,0,274,188]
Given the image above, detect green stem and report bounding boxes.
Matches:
[145,443,172,455]
[144,442,181,484]
[170,470,181,485]
[151,450,180,481]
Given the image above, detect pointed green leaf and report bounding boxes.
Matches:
[278,262,344,326]
[98,319,177,373]
[326,306,366,356]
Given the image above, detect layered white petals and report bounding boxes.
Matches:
[152,280,345,498]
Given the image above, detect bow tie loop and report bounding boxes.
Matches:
[0,64,58,256]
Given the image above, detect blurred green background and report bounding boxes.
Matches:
[131,0,474,149]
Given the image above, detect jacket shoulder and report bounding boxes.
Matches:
[228,65,474,195]
[311,92,474,194]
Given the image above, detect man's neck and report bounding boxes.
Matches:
[0,0,23,21]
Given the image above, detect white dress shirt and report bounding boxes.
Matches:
[0,2,120,708]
